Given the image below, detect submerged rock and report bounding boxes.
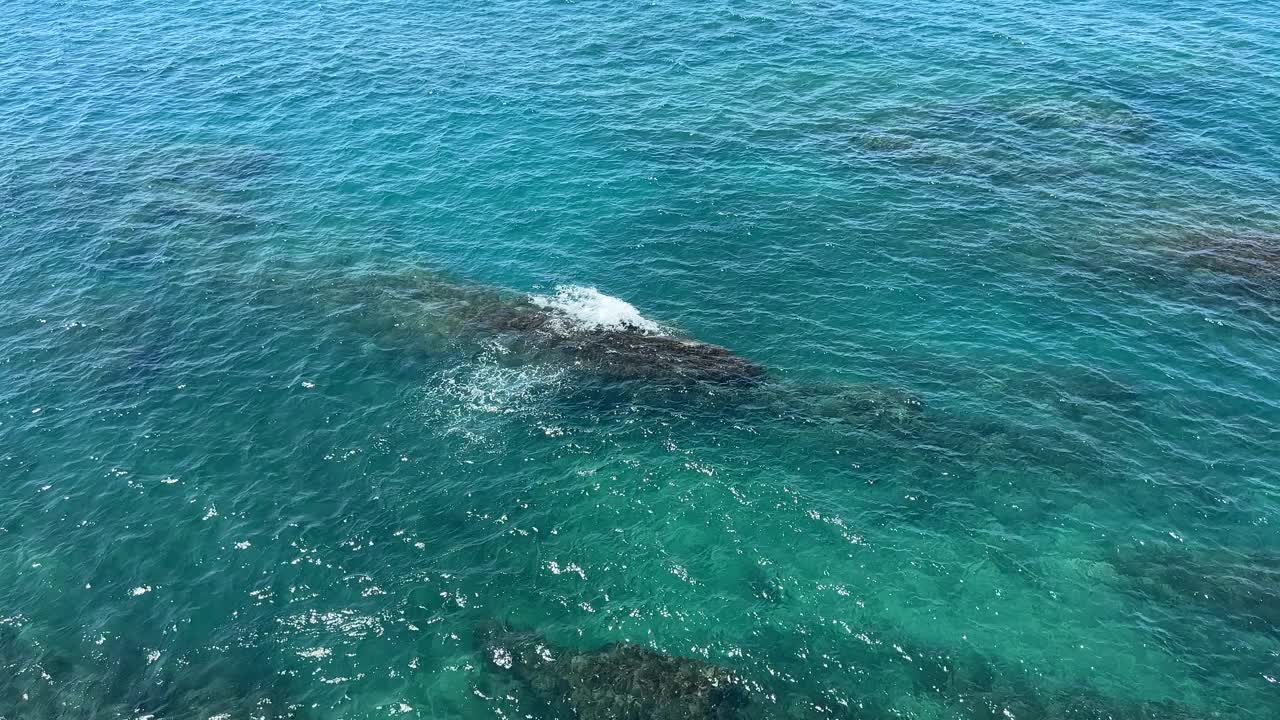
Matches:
[332,271,769,386]
[858,132,916,152]
[1108,542,1280,637]
[1013,366,1142,408]
[883,636,1208,720]
[802,384,926,429]
[0,626,307,720]
[480,625,753,720]
[1005,99,1155,142]
[325,269,955,436]
[956,690,1202,720]
[1177,232,1280,288]
[745,563,789,605]
[542,329,768,385]
[473,285,768,385]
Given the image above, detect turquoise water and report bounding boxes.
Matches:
[2,0,1279,717]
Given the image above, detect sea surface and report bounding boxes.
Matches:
[2,1,1279,718]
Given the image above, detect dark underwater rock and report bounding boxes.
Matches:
[460,290,768,385]
[543,329,768,385]
[952,677,1207,720]
[858,132,916,152]
[1004,99,1155,143]
[744,563,789,605]
[340,271,769,386]
[329,270,951,438]
[1177,232,1280,288]
[481,625,752,720]
[802,384,926,429]
[1108,542,1280,637]
[116,644,308,720]
[1021,366,1142,407]
[124,143,279,192]
[0,626,307,720]
[1141,229,1280,313]
[887,641,1208,720]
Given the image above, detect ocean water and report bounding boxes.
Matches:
[2,0,1279,718]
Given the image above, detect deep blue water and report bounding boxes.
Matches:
[2,1,1279,718]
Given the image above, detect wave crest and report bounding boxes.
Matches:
[528,285,661,334]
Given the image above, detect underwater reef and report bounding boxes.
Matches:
[1108,541,1280,638]
[327,270,769,386]
[1173,231,1280,296]
[479,623,753,720]
[474,620,1218,720]
[318,267,1142,484]
[323,268,935,419]
[450,282,766,385]
[0,624,307,720]
[950,685,1207,720]
[1064,228,1280,318]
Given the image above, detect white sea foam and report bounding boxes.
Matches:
[529,285,661,334]
[432,349,564,417]
[416,343,566,449]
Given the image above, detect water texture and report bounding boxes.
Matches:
[2,1,1279,718]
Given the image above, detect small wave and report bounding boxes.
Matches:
[529,285,661,334]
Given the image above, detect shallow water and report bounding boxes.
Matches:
[2,1,1279,718]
